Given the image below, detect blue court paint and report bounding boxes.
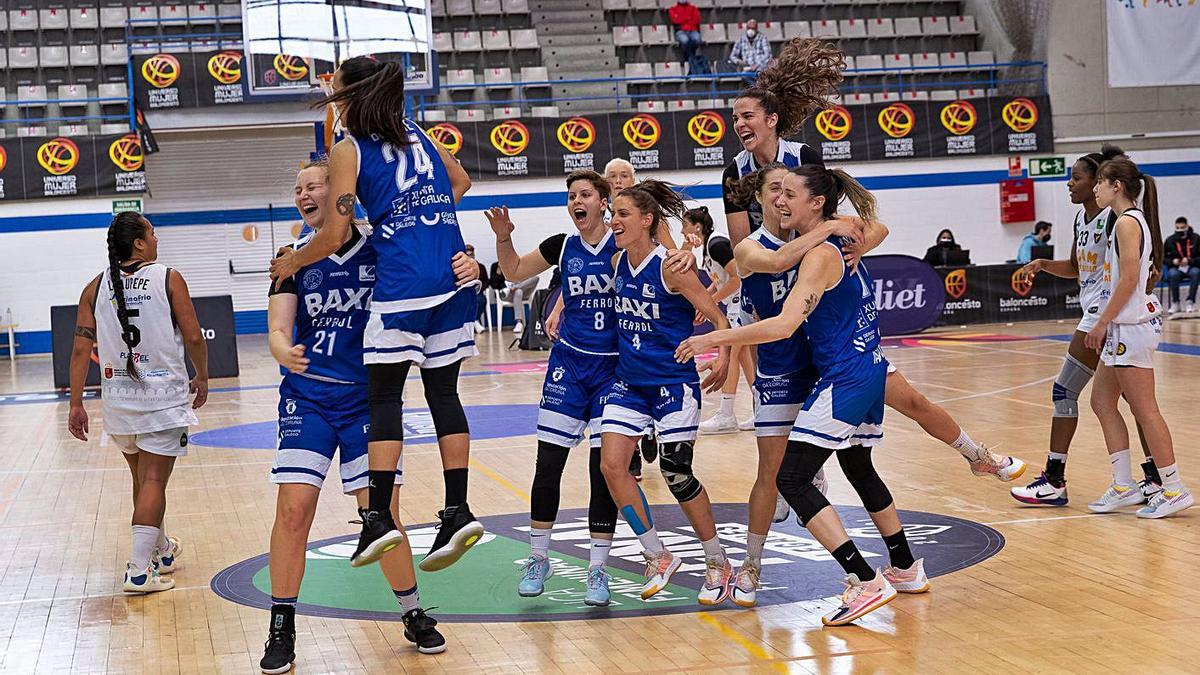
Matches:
[1045,334,1200,357]
[190,403,539,449]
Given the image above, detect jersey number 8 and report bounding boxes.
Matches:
[381,136,435,193]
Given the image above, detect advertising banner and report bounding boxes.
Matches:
[132,52,199,111]
[934,264,1078,327]
[862,255,944,336]
[0,134,147,201]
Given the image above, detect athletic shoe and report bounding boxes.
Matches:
[1087,483,1145,513]
[584,566,611,607]
[699,412,739,435]
[350,508,405,568]
[419,503,485,572]
[737,417,754,431]
[772,493,791,524]
[473,320,485,334]
[513,320,525,336]
[260,606,296,674]
[697,557,733,606]
[966,446,1027,482]
[1140,478,1164,502]
[517,554,552,597]
[1167,302,1180,315]
[883,558,930,594]
[1136,488,1195,519]
[123,562,175,593]
[640,433,658,464]
[153,535,182,574]
[641,549,682,600]
[629,451,642,482]
[731,559,761,608]
[821,570,896,626]
[1187,301,1196,313]
[402,608,447,654]
[1010,472,1068,506]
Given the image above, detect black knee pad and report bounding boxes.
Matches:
[530,441,570,523]
[367,362,411,442]
[420,361,469,437]
[777,442,834,525]
[836,445,893,513]
[659,441,703,503]
[588,446,617,534]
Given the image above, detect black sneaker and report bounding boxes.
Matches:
[418,503,485,572]
[629,451,642,482]
[260,605,296,674]
[349,508,404,568]
[402,607,447,654]
[640,432,658,464]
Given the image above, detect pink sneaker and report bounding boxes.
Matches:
[641,549,682,600]
[697,557,733,606]
[883,558,930,593]
[966,445,1027,482]
[822,570,897,626]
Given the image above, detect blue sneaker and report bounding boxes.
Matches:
[517,554,552,597]
[584,566,611,606]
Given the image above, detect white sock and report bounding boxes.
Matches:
[745,532,767,563]
[949,429,981,457]
[529,527,551,559]
[393,586,420,613]
[719,394,735,417]
[1048,451,1068,463]
[589,538,611,568]
[1159,463,1183,492]
[131,525,160,571]
[637,527,664,554]
[700,535,726,562]
[1109,449,1134,487]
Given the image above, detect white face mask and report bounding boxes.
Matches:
[746,29,757,38]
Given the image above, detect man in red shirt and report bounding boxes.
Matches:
[669,0,703,65]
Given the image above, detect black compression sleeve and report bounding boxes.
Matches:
[538,233,568,266]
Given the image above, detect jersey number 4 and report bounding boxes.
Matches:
[381,137,435,192]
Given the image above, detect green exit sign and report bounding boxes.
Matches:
[1028,157,1066,178]
[112,198,143,215]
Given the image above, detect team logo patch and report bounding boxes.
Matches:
[108,134,144,172]
[359,265,375,282]
[566,257,585,274]
[427,123,464,156]
[1010,269,1033,297]
[210,504,1003,622]
[141,54,181,88]
[686,111,725,147]
[179,432,188,447]
[1116,342,1127,356]
[273,54,309,81]
[1001,97,1039,133]
[814,106,852,142]
[490,120,530,157]
[939,100,977,135]
[285,399,297,415]
[877,103,915,139]
[642,283,656,298]
[556,117,595,153]
[302,269,324,290]
[551,366,565,382]
[613,275,624,290]
[103,363,114,379]
[207,51,242,84]
[1094,232,1102,244]
[37,138,80,176]
[622,114,661,150]
[944,268,967,300]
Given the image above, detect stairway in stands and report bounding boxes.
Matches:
[529,0,623,115]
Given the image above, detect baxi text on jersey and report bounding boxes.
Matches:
[304,287,372,317]
[566,274,614,296]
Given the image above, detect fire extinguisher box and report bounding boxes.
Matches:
[1000,178,1035,223]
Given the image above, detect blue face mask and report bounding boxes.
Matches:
[746,29,757,38]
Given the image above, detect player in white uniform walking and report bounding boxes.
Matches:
[1084,157,1192,518]
[68,212,208,593]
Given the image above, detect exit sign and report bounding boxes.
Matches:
[112,198,143,214]
[1028,157,1066,178]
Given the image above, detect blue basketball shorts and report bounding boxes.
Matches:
[363,286,478,368]
[600,380,700,443]
[537,344,619,449]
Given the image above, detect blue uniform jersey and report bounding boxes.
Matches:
[613,246,697,385]
[349,119,467,312]
[722,139,820,231]
[276,225,375,385]
[805,238,882,372]
[557,230,620,355]
[739,228,814,379]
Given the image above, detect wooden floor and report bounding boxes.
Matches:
[1,318,1198,674]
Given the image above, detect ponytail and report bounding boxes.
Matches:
[106,212,149,380]
[790,165,877,224]
[619,180,686,239]
[315,57,411,149]
[684,206,714,240]
[829,169,877,224]
[739,38,845,137]
[1142,174,1163,286]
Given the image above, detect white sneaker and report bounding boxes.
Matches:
[513,320,525,335]
[1087,483,1145,513]
[1167,302,1180,315]
[699,412,739,435]
[965,445,1027,482]
[474,320,485,333]
[1136,487,1194,518]
[731,560,760,608]
[153,536,182,574]
[822,569,896,626]
[697,557,733,606]
[641,549,682,600]
[772,493,790,523]
[1187,302,1196,313]
[737,417,754,431]
[882,558,930,594]
[123,563,175,593]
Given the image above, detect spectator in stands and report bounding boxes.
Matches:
[1165,216,1200,314]
[1016,221,1052,263]
[729,19,773,72]
[465,244,489,332]
[923,229,969,267]
[669,0,705,74]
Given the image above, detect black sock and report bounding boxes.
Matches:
[368,470,395,513]
[269,604,295,634]
[831,540,874,580]
[882,529,915,569]
[444,468,468,509]
[1141,458,1161,484]
[1045,457,1066,484]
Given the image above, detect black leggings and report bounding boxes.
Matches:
[530,441,617,534]
[776,441,895,525]
[366,360,470,442]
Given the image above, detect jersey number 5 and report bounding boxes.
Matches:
[381,136,435,193]
[122,308,142,348]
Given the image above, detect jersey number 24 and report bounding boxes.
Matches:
[380,137,434,193]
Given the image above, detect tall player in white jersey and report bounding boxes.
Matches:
[1084,157,1191,517]
[68,212,208,593]
[1011,146,1160,506]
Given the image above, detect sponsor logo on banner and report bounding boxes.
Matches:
[490,120,531,176]
[109,134,147,193]
[37,138,80,197]
[206,51,244,104]
[944,268,967,300]
[815,106,852,160]
[1001,97,1039,152]
[863,255,944,336]
[141,54,182,108]
[0,145,6,199]
[998,265,1048,312]
[1010,268,1033,297]
[556,117,596,171]
[622,114,662,169]
[939,100,979,154]
[877,103,915,158]
[273,54,309,81]
[687,111,727,167]
[428,123,464,156]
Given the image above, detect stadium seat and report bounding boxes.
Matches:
[696,98,724,109]
[217,3,241,19]
[8,46,38,69]
[811,20,838,39]
[431,0,447,17]
[894,17,921,37]
[9,8,38,31]
[872,92,900,103]
[129,6,158,23]
[453,30,483,52]
[667,99,696,111]
[602,0,630,10]
[17,126,49,138]
[968,50,995,67]
[950,15,977,34]
[929,89,958,101]
[625,62,653,80]
[39,8,69,30]
[700,23,727,44]
[420,109,448,122]
[481,29,511,51]
[433,32,453,53]
[57,124,90,137]
[637,100,666,113]
[844,92,871,105]
[493,106,522,119]
[867,18,895,38]
[98,82,129,101]
[457,109,486,122]
[783,21,811,39]
[613,26,640,47]
[843,55,856,70]
[447,0,474,15]
[519,66,549,83]
[630,0,657,9]
[642,25,672,46]
[0,12,6,31]
[100,123,130,135]
[476,0,504,15]
[160,5,188,23]
[885,53,912,70]
[502,0,530,13]
[0,52,6,69]
[838,19,866,39]
[100,7,128,28]
[445,69,476,86]
[484,67,514,85]
[531,106,560,118]
[939,51,967,70]
[101,43,129,65]
[189,4,219,24]
[901,90,930,101]
[70,45,100,67]
[17,85,48,107]
[855,54,883,71]
[511,29,539,50]
[39,46,69,68]
[922,16,949,36]
[958,88,986,99]
[57,84,88,108]
[69,7,99,29]
[653,62,685,79]
[913,52,939,70]
[760,21,784,41]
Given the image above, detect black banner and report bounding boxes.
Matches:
[0,134,147,201]
[934,263,1078,327]
[0,137,21,201]
[674,109,742,170]
[864,100,932,161]
[51,295,240,389]
[548,115,613,175]
[929,97,995,157]
[196,49,247,106]
[990,96,1053,155]
[132,52,199,111]
[804,103,870,163]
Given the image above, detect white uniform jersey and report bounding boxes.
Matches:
[1074,206,1114,318]
[95,263,197,435]
[1103,208,1161,325]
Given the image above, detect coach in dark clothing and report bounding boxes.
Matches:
[923,229,968,267]
[1165,216,1200,313]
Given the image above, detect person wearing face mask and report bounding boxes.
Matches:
[922,229,967,267]
[1164,216,1200,314]
[729,19,773,73]
[1016,221,1053,263]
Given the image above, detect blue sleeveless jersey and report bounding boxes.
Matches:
[350,119,467,311]
[558,230,620,355]
[613,246,697,385]
[739,228,814,379]
[732,138,808,177]
[286,226,375,385]
[805,238,882,372]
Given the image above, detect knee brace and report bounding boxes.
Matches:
[530,441,570,523]
[588,446,618,534]
[836,445,893,513]
[1052,354,1094,418]
[367,363,411,442]
[420,362,470,437]
[659,441,703,503]
[777,441,834,525]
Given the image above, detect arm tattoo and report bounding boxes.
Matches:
[74,325,96,341]
[335,193,356,217]
[801,293,818,319]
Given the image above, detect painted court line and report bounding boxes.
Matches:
[697,613,788,673]
[983,513,1106,526]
